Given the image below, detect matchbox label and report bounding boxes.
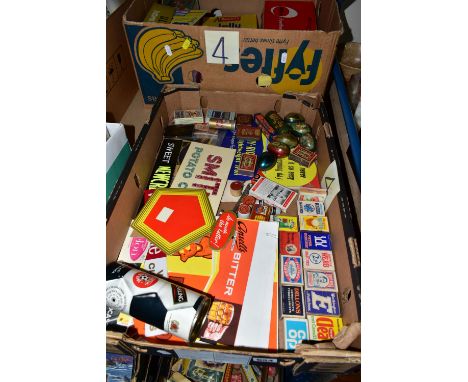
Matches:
[171,284,188,304]
[284,318,309,350]
[133,272,158,288]
[302,250,335,271]
[304,290,340,316]
[308,315,343,341]
[281,256,303,285]
[300,231,332,250]
[281,285,304,317]
[305,271,338,292]
[298,201,325,216]
[279,231,301,256]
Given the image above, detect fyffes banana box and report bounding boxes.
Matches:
[307,315,343,341]
[203,15,258,28]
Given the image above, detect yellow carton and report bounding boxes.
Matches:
[308,315,343,341]
[203,14,258,29]
[144,3,175,23]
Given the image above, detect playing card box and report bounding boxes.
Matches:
[302,250,335,271]
[299,215,330,232]
[300,231,333,251]
[281,255,304,286]
[304,270,338,292]
[304,290,340,316]
[281,285,305,318]
[278,231,301,257]
[307,315,343,341]
[297,201,325,216]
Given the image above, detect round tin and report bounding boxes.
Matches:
[237,203,251,218]
[208,118,235,130]
[299,134,317,151]
[284,112,305,126]
[267,141,290,158]
[290,123,312,137]
[106,263,211,342]
[257,151,277,171]
[230,181,244,197]
[265,111,287,131]
[241,195,256,206]
[273,133,298,148]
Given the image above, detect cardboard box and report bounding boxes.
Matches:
[123,0,342,104]
[106,86,360,371]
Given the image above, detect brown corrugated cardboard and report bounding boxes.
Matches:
[106,86,360,372]
[123,0,342,104]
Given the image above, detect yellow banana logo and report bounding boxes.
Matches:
[135,28,203,83]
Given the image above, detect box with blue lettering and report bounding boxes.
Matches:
[123,0,342,104]
[106,86,361,373]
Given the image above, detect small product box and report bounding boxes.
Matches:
[302,250,335,271]
[281,255,304,286]
[288,145,317,167]
[238,153,257,177]
[304,270,338,292]
[284,318,309,350]
[236,113,254,127]
[263,1,317,31]
[278,231,301,256]
[298,187,327,203]
[297,201,325,216]
[206,109,236,121]
[254,113,277,140]
[308,315,343,341]
[271,215,298,232]
[304,290,340,316]
[236,126,262,141]
[300,231,333,251]
[281,285,305,318]
[299,215,330,232]
[173,109,204,124]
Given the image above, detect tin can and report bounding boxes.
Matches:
[265,111,288,131]
[106,262,211,342]
[208,118,236,130]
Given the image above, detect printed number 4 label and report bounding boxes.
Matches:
[286,329,307,349]
[204,30,239,65]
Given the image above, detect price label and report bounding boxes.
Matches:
[204,30,239,64]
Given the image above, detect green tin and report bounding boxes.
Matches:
[273,133,299,148]
[284,112,305,126]
[265,111,288,132]
[299,133,317,151]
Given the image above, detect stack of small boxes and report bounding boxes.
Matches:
[281,187,343,350]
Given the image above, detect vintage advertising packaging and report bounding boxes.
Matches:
[238,153,257,177]
[298,187,327,202]
[300,231,332,251]
[106,263,211,342]
[123,0,342,104]
[297,201,325,216]
[283,318,309,350]
[263,1,317,31]
[144,3,175,23]
[170,141,236,213]
[304,290,340,316]
[281,285,305,318]
[271,215,298,232]
[299,215,330,232]
[281,255,304,286]
[147,138,184,190]
[221,130,264,181]
[288,145,317,168]
[250,176,297,212]
[304,270,338,292]
[167,219,279,349]
[203,14,258,28]
[278,231,301,256]
[308,315,343,341]
[302,249,335,271]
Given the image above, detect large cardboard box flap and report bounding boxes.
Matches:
[123,0,342,103]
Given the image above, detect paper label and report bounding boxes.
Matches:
[302,250,335,271]
[281,255,304,285]
[305,270,338,292]
[321,161,340,211]
[300,231,332,251]
[284,318,309,350]
[297,201,325,216]
[308,315,343,341]
[205,30,240,65]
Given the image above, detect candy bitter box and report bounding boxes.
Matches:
[106,87,361,369]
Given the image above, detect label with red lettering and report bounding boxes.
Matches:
[302,250,335,271]
[132,271,159,288]
[307,315,343,341]
[209,211,237,250]
[304,270,338,292]
[281,285,305,318]
[281,255,303,285]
